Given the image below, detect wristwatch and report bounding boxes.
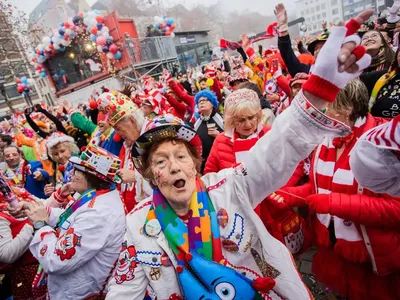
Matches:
[33,220,48,231]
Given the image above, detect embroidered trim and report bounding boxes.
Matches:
[129,200,152,215]
[226,213,244,246]
[222,258,262,279]
[206,178,227,192]
[40,231,56,241]
[135,250,162,267]
[87,198,96,208]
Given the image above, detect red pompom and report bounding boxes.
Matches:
[89,101,98,109]
[185,253,193,261]
[176,265,183,273]
[81,146,87,152]
[113,133,122,142]
[252,277,276,293]
[58,165,65,172]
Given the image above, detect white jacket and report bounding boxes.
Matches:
[106,92,351,300]
[30,189,126,300]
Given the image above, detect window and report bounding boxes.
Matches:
[316,5,320,11]
[322,12,327,18]
[311,7,315,12]
[332,8,339,14]
[313,24,317,30]
[312,15,316,21]
[321,3,326,9]
[317,14,321,20]
[306,8,310,14]
[331,0,338,5]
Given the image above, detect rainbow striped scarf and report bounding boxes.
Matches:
[146,178,222,266]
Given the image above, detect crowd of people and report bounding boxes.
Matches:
[0,3,400,300]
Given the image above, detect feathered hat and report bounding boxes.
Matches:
[46,132,75,152]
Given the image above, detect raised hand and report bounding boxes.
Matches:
[274,3,288,33]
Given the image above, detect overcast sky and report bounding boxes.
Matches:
[10,0,297,16]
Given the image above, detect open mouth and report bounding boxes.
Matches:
[173,179,186,189]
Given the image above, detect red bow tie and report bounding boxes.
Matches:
[332,133,355,149]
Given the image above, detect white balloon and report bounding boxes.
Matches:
[97,45,103,52]
[27,78,35,85]
[42,36,51,45]
[35,70,40,76]
[54,44,60,50]
[102,32,109,39]
[37,44,44,51]
[84,17,91,26]
[61,39,70,47]
[88,11,96,18]
[65,28,72,35]
[68,17,74,26]
[97,30,103,36]
[170,32,175,37]
[45,46,51,52]
[90,19,98,27]
[106,52,114,59]
[37,57,45,63]
[101,26,109,33]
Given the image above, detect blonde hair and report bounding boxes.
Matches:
[331,79,369,122]
[224,90,262,132]
[48,141,79,160]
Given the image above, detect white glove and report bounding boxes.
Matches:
[303,23,371,103]
[387,2,400,23]
[274,3,289,33]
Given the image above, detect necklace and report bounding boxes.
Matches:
[4,161,29,188]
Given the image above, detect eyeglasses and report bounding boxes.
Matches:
[198,98,210,104]
[234,113,259,126]
[362,33,381,42]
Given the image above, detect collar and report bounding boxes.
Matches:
[226,124,263,142]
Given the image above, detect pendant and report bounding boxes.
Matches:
[149,267,162,281]
[217,208,229,228]
[145,219,161,237]
[161,252,172,267]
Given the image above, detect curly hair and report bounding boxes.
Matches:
[194,90,219,110]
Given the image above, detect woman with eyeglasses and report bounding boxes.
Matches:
[361,29,395,73]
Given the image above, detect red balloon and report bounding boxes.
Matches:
[170,24,176,30]
[95,16,104,23]
[90,27,98,35]
[64,33,70,40]
[109,44,118,54]
[16,79,21,83]
[78,12,84,17]
[64,22,70,28]
[17,86,24,93]
[32,58,37,62]
[36,66,41,71]
[165,31,171,36]
[89,101,98,109]
[49,44,54,49]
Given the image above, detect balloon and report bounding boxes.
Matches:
[17,86,24,93]
[63,34,70,40]
[102,45,109,53]
[97,23,103,30]
[95,15,104,23]
[45,46,51,52]
[109,44,118,54]
[88,11,96,18]
[101,26,109,33]
[106,52,114,59]
[94,10,100,15]
[90,19,98,27]
[24,87,30,93]
[78,12,84,17]
[90,34,97,41]
[61,39,70,47]
[73,15,83,25]
[21,76,28,84]
[96,36,106,46]
[41,72,47,78]
[65,28,72,35]
[165,31,171,36]
[106,38,113,45]
[35,70,40,76]
[54,44,60,50]
[114,51,122,60]
[69,33,76,39]
[37,44,44,51]
[170,24,176,30]
[27,79,35,85]
[90,27,98,35]
[154,24,159,29]
[97,45,103,52]
[42,36,51,45]
[37,57,45,63]
[64,22,70,28]
[83,17,91,25]
[16,78,21,83]
[170,32,175,37]
[102,32,109,39]
[59,29,65,35]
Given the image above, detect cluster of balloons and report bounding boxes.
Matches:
[153,16,176,36]
[16,77,35,96]
[29,10,122,73]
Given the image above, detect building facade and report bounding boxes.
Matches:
[342,0,389,20]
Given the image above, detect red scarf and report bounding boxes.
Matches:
[313,115,386,263]
[232,125,270,163]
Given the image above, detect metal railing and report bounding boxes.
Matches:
[124,36,178,67]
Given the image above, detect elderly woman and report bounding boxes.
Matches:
[44,132,79,196]
[14,145,126,299]
[272,79,400,299]
[105,12,374,298]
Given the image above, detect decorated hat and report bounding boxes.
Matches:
[96,92,139,127]
[307,31,329,55]
[46,131,75,152]
[69,144,122,184]
[138,89,168,115]
[225,88,259,106]
[131,114,202,171]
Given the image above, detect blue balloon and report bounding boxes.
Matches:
[114,51,122,60]
[40,51,44,55]
[106,38,113,45]
[40,71,46,78]
[154,24,159,29]
[24,87,29,92]
[94,9,100,15]
[90,34,97,41]
[59,29,65,35]
[21,76,28,84]
[97,23,103,30]
[102,45,109,53]
[69,33,76,39]
[59,47,66,52]
[50,41,54,45]
[167,18,173,25]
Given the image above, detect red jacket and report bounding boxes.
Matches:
[279,115,400,276]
